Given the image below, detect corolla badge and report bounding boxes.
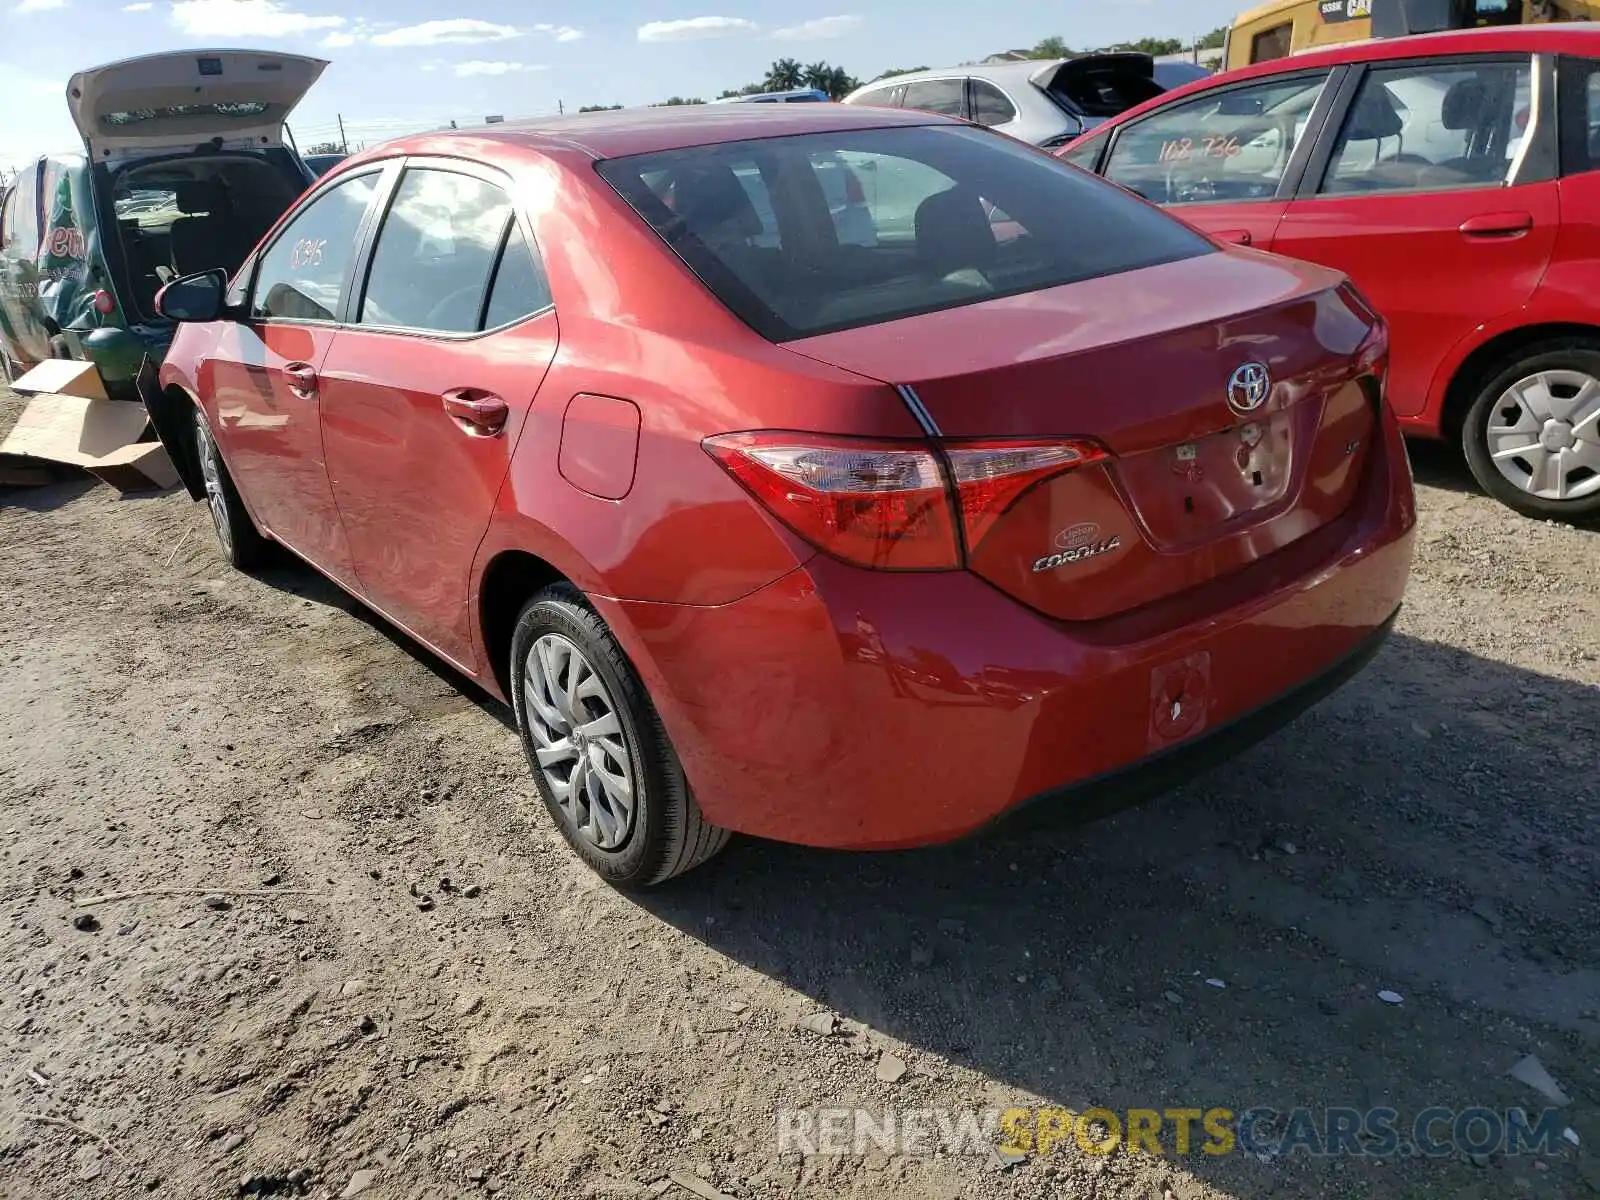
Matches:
[1033,522,1123,573]
[1227,362,1272,415]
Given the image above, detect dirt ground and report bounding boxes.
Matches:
[1,386,1596,1200]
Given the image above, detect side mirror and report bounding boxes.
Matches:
[155,268,230,323]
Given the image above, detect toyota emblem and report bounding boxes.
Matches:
[1227,362,1272,415]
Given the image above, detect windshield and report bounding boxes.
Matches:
[597,124,1210,340]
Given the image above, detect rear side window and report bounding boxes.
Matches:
[1556,55,1600,175]
[359,168,514,333]
[900,79,966,118]
[5,163,42,258]
[252,172,378,322]
[1320,59,1531,194]
[848,84,902,108]
[483,222,554,328]
[971,80,1018,127]
[597,124,1211,341]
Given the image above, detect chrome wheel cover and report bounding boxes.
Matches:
[1485,369,1600,503]
[523,633,636,850]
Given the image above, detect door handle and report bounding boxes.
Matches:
[1214,228,1252,246]
[283,361,318,398]
[442,389,509,437]
[1459,212,1534,238]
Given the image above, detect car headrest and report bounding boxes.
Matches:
[914,186,997,277]
[1343,85,1404,142]
[175,181,227,215]
[672,165,762,240]
[1441,78,1490,131]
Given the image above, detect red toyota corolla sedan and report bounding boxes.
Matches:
[150,103,1416,888]
[1057,25,1600,522]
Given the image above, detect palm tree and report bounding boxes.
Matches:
[764,58,804,91]
[824,67,859,100]
[803,61,831,91]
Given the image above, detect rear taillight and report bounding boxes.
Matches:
[945,441,1108,548]
[92,290,115,315]
[704,431,1107,570]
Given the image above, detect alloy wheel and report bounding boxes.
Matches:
[522,633,636,850]
[193,409,234,556]
[1484,369,1600,504]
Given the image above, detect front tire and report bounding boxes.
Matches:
[510,584,729,889]
[192,404,270,569]
[1461,340,1600,522]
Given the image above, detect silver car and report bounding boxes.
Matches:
[842,55,1209,150]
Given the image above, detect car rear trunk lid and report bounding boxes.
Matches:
[1031,53,1165,120]
[68,50,328,162]
[784,251,1383,622]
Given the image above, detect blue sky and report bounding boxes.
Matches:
[0,0,1244,169]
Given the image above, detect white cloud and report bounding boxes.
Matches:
[123,1,154,10]
[771,14,863,40]
[321,28,356,46]
[637,15,757,42]
[15,0,68,12]
[370,18,521,47]
[169,0,345,38]
[454,60,544,77]
[533,23,583,42]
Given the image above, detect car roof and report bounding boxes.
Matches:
[1091,25,1600,132]
[851,60,1056,93]
[357,102,956,164]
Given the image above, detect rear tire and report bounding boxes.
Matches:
[192,404,270,570]
[509,584,730,889]
[1461,339,1600,522]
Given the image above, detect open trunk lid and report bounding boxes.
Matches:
[1031,52,1165,121]
[784,251,1385,622]
[67,50,328,162]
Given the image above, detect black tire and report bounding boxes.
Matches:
[1461,339,1600,522]
[509,584,729,889]
[192,404,271,570]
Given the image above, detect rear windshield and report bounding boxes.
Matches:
[595,124,1211,341]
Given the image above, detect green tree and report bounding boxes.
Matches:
[1030,35,1073,59]
[1199,25,1228,49]
[652,96,706,106]
[873,66,928,81]
[305,141,343,155]
[763,58,805,91]
[803,61,832,91]
[578,104,623,112]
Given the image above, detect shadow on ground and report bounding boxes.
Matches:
[630,631,1599,1193]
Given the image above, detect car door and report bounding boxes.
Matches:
[1095,68,1342,249]
[1272,53,1560,421]
[316,161,558,669]
[206,166,389,591]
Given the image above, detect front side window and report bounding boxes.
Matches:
[598,124,1210,341]
[1321,59,1532,195]
[359,168,514,333]
[971,80,1018,127]
[900,79,966,118]
[251,172,378,322]
[1103,73,1331,205]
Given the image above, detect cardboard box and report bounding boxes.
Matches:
[8,358,110,400]
[0,391,178,492]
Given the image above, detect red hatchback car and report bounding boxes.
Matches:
[1059,25,1600,521]
[151,103,1415,887]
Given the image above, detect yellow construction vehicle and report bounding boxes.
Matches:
[1224,0,1594,71]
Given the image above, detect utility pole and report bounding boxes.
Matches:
[337,113,348,153]
[558,99,564,115]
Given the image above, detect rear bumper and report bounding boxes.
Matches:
[596,404,1416,850]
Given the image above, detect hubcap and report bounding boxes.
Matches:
[1485,369,1600,503]
[193,411,233,554]
[522,634,636,850]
